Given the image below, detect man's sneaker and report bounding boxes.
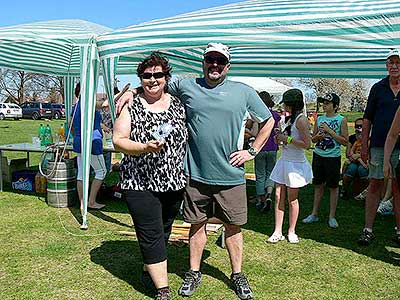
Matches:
[255,200,264,211]
[230,272,254,300]
[302,215,319,224]
[178,270,202,297]
[357,229,375,246]
[328,218,339,228]
[377,199,394,216]
[155,287,172,300]
[141,270,156,292]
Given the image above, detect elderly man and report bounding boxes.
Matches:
[358,49,400,245]
[118,43,274,299]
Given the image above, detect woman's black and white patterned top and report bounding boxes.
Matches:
[119,94,187,192]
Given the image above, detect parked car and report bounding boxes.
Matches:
[51,103,65,119]
[0,103,22,120]
[20,102,53,120]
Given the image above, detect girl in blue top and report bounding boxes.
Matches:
[303,93,348,228]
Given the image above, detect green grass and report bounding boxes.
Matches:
[1,119,400,300]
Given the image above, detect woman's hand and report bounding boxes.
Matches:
[144,140,165,153]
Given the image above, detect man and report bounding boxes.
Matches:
[118,43,274,299]
[358,48,400,245]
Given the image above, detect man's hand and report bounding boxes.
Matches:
[361,147,369,165]
[229,150,255,167]
[383,160,392,178]
[116,91,135,114]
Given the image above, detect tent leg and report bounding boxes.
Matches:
[80,213,88,230]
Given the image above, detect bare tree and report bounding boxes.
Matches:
[0,69,64,103]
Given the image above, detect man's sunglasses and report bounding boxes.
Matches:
[141,72,166,79]
[204,56,229,65]
[355,124,363,129]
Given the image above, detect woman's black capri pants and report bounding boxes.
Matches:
[124,189,183,264]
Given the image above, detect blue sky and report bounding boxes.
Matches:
[0,0,243,29]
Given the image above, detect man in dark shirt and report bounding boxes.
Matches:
[358,49,400,245]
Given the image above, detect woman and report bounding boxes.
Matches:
[70,83,106,210]
[383,107,400,244]
[113,52,187,300]
[268,89,312,243]
[253,91,280,212]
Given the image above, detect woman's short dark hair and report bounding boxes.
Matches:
[258,91,275,108]
[136,52,172,87]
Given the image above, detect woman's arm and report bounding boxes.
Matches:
[112,105,164,155]
[291,115,311,150]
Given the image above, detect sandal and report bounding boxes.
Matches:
[287,233,299,243]
[267,233,285,243]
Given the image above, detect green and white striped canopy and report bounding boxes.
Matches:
[98,0,400,79]
[0,19,111,228]
[0,19,111,76]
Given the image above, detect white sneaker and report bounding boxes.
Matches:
[377,199,393,216]
[355,188,368,201]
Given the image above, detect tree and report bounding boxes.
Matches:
[298,78,369,111]
[0,69,64,104]
[0,69,35,103]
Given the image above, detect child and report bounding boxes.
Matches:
[341,128,368,199]
[303,93,348,228]
[268,89,312,243]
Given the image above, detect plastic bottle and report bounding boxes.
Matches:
[39,124,45,146]
[44,124,53,145]
[58,124,65,142]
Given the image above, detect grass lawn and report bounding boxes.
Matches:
[1,119,399,300]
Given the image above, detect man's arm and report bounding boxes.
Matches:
[229,116,274,167]
[383,108,400,177]
[361,119,371,163]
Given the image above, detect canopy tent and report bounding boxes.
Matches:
[0,19,111,228]
[97,0,400,79]
[229,77,291,97]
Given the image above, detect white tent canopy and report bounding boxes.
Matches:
[229,77,291,96]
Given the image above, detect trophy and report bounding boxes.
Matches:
[152,122,175,141]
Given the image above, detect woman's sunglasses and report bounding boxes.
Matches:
[141,72,166,79]
[204,56,229,66]
[355,124,363,129]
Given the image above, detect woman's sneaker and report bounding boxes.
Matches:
[155,287,172,300]
[178,270,202,297]
[230,272,254,299]
[377,199,394,216]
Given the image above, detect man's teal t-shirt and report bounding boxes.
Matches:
[169,77,271,185]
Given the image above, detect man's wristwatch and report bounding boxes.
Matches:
[247,146,258,156]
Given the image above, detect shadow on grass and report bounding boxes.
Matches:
[243,183,400,266]
[89,240,228,296]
